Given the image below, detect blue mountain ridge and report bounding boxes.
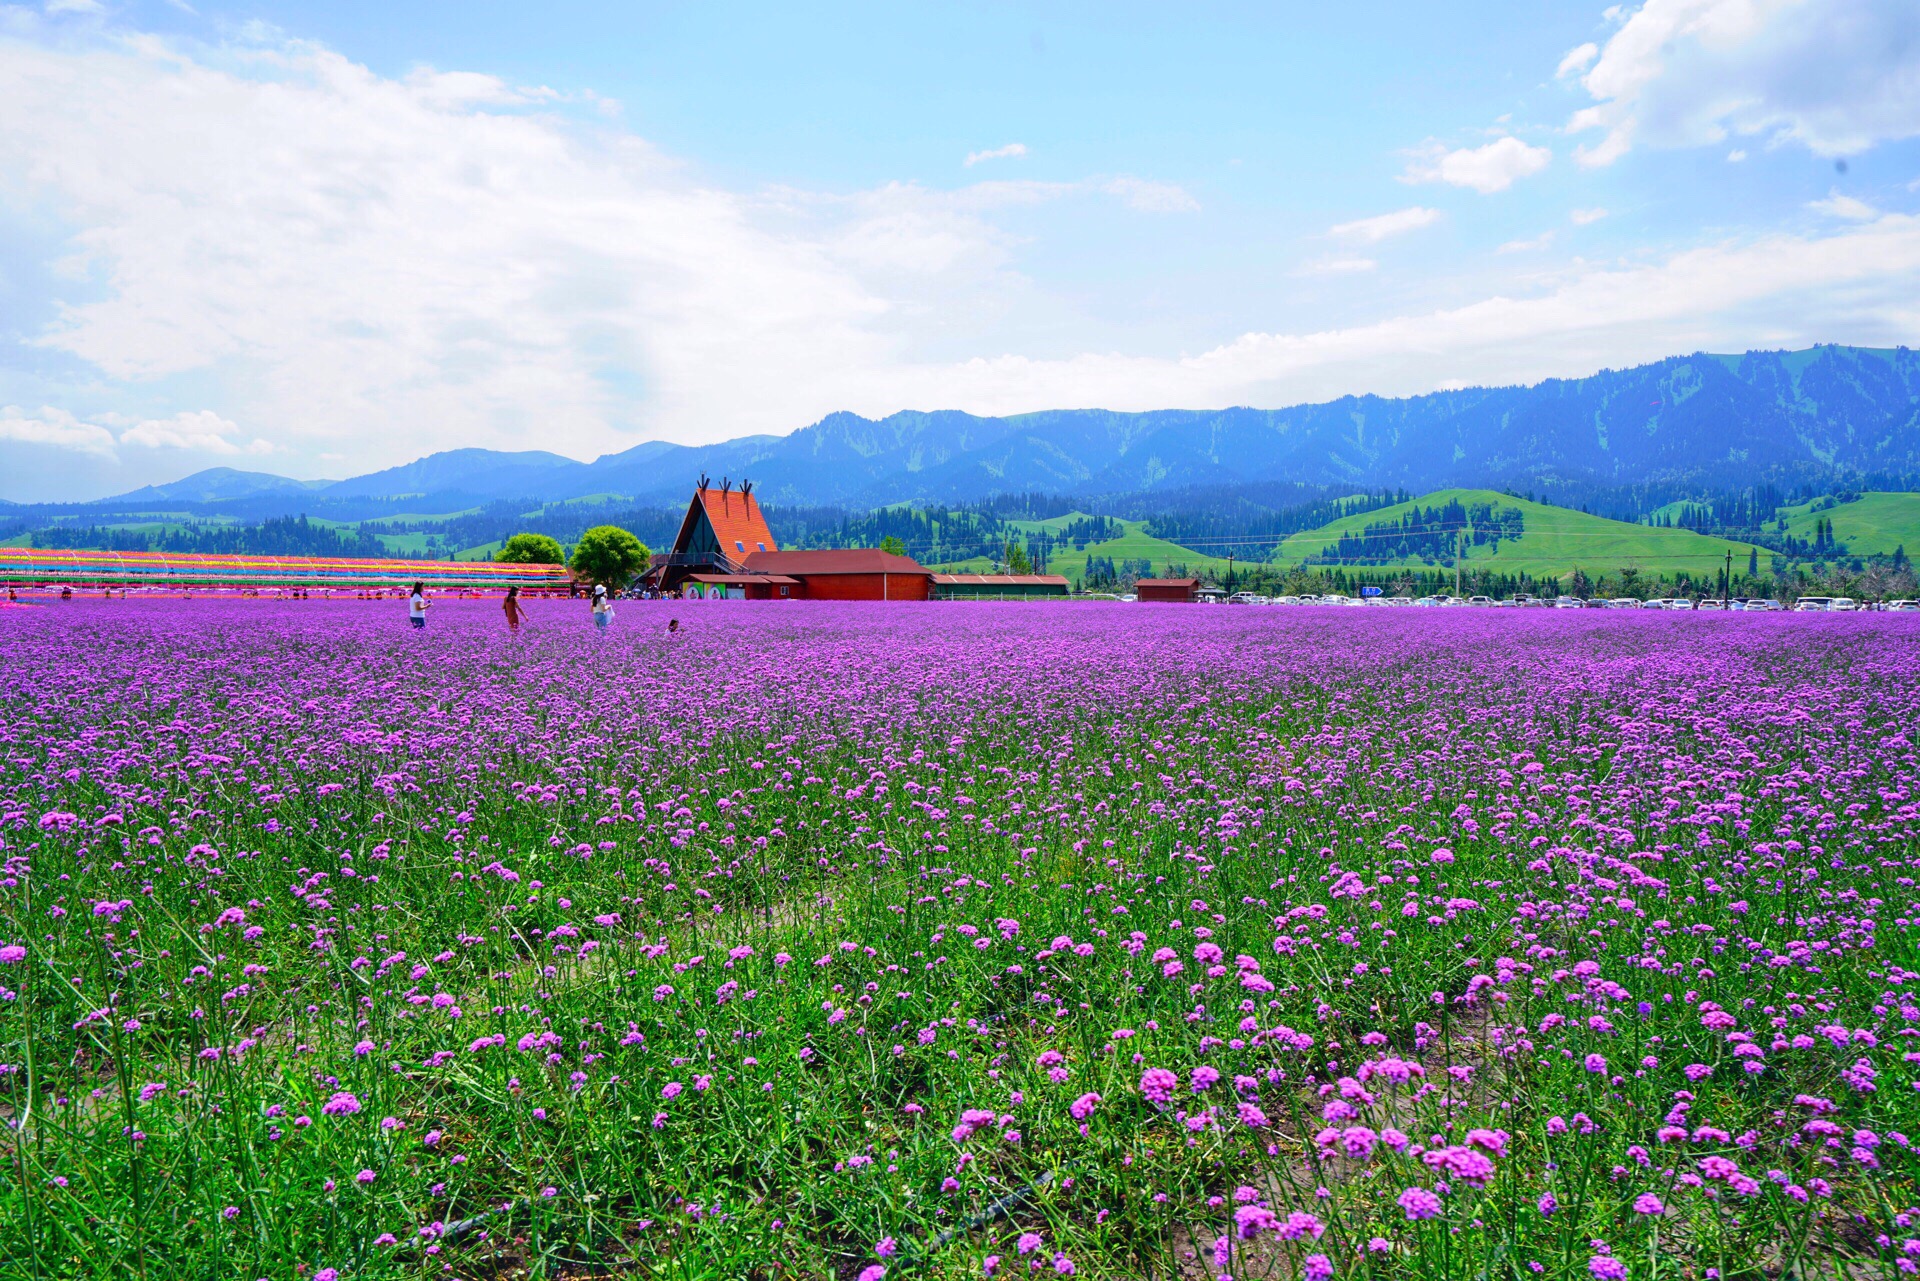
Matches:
[88,345,1920,511]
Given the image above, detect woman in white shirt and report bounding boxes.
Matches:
[591,584,613,631]
[408,582,430,629]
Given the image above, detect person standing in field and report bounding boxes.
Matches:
[591,584,613,632]
[502,585,523,634]
[409,581,430,630]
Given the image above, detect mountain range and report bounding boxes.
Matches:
[38,345,1920,515]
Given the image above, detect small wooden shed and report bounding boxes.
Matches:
[1134,577,1201,603]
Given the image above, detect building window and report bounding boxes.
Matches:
[757,542,767,552]
[735,540,745,553]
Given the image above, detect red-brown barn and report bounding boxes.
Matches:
[1135,577,1201,603]
[743,549,932,601]
[646,480,935,600]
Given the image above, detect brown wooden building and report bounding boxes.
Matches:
[931,573,1070,599]
[1135,577,1201,603]
[646,480,933,600]
[744,549,932,600]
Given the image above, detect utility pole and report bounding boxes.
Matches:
[1227,551,1235,592]
[1724,548,1733,608]
[1456,528,1465,598]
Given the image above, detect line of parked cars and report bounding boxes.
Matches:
[1174,592,1920,611]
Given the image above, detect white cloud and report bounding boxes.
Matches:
[0,28,1207,474]
[1496,232,1556,253]
[0,406,118,457]
[0,33,906,466]
[45,0,105,13]
[0,405,270,460]
[1327,206,1441,243]
[1570,206,1609,224]
[120,409,272,454]
[8,22,1920,485]
[1568,0,1920,166]
[964,142,1028,167]
[1557,42,1600,78]
[1100,176,1201,213]
[838,212,1920,419]
[1808,191,1879,220]
[1727,148,1748,161]
[1401,137,1551,192]
[1297,256,1378,275]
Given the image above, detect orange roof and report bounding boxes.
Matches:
[688,487,778,561]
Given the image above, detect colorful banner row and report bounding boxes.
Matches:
[0,547,571,589]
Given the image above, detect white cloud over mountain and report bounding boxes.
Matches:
[0,406,269,461]
[118,411,272,456]
[1,407,118,458]
[1567,0,1920,165]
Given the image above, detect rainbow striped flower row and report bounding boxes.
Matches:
[0,547,571,589]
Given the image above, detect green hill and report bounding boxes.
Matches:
[925,492,1777,586]
[1773,491,1920,558]
[1270,488,1765,581]
[927,514,1236,584]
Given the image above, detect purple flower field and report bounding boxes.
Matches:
[3,598,1918,1280]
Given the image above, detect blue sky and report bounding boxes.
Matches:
[3,0,1919,499]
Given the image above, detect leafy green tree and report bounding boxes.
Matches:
[1568,567,1592,598]
[1004,541,1033,575]
[879,535,907,556]
[497,532,566,565]
[568,525,651,589]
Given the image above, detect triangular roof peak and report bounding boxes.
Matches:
[669,482,779,566]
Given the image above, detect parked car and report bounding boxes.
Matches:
[1886,599,1920,612]
[1793,596,1835,611]
[1554,596,1584,609]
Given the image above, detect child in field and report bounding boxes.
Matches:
[502,585,523,634]
[591,584,613,631]
[409,582,430,629]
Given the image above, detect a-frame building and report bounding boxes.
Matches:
[644,478,796,598]
[646,476,934,601]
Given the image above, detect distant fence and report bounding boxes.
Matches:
[0,547,572,591]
